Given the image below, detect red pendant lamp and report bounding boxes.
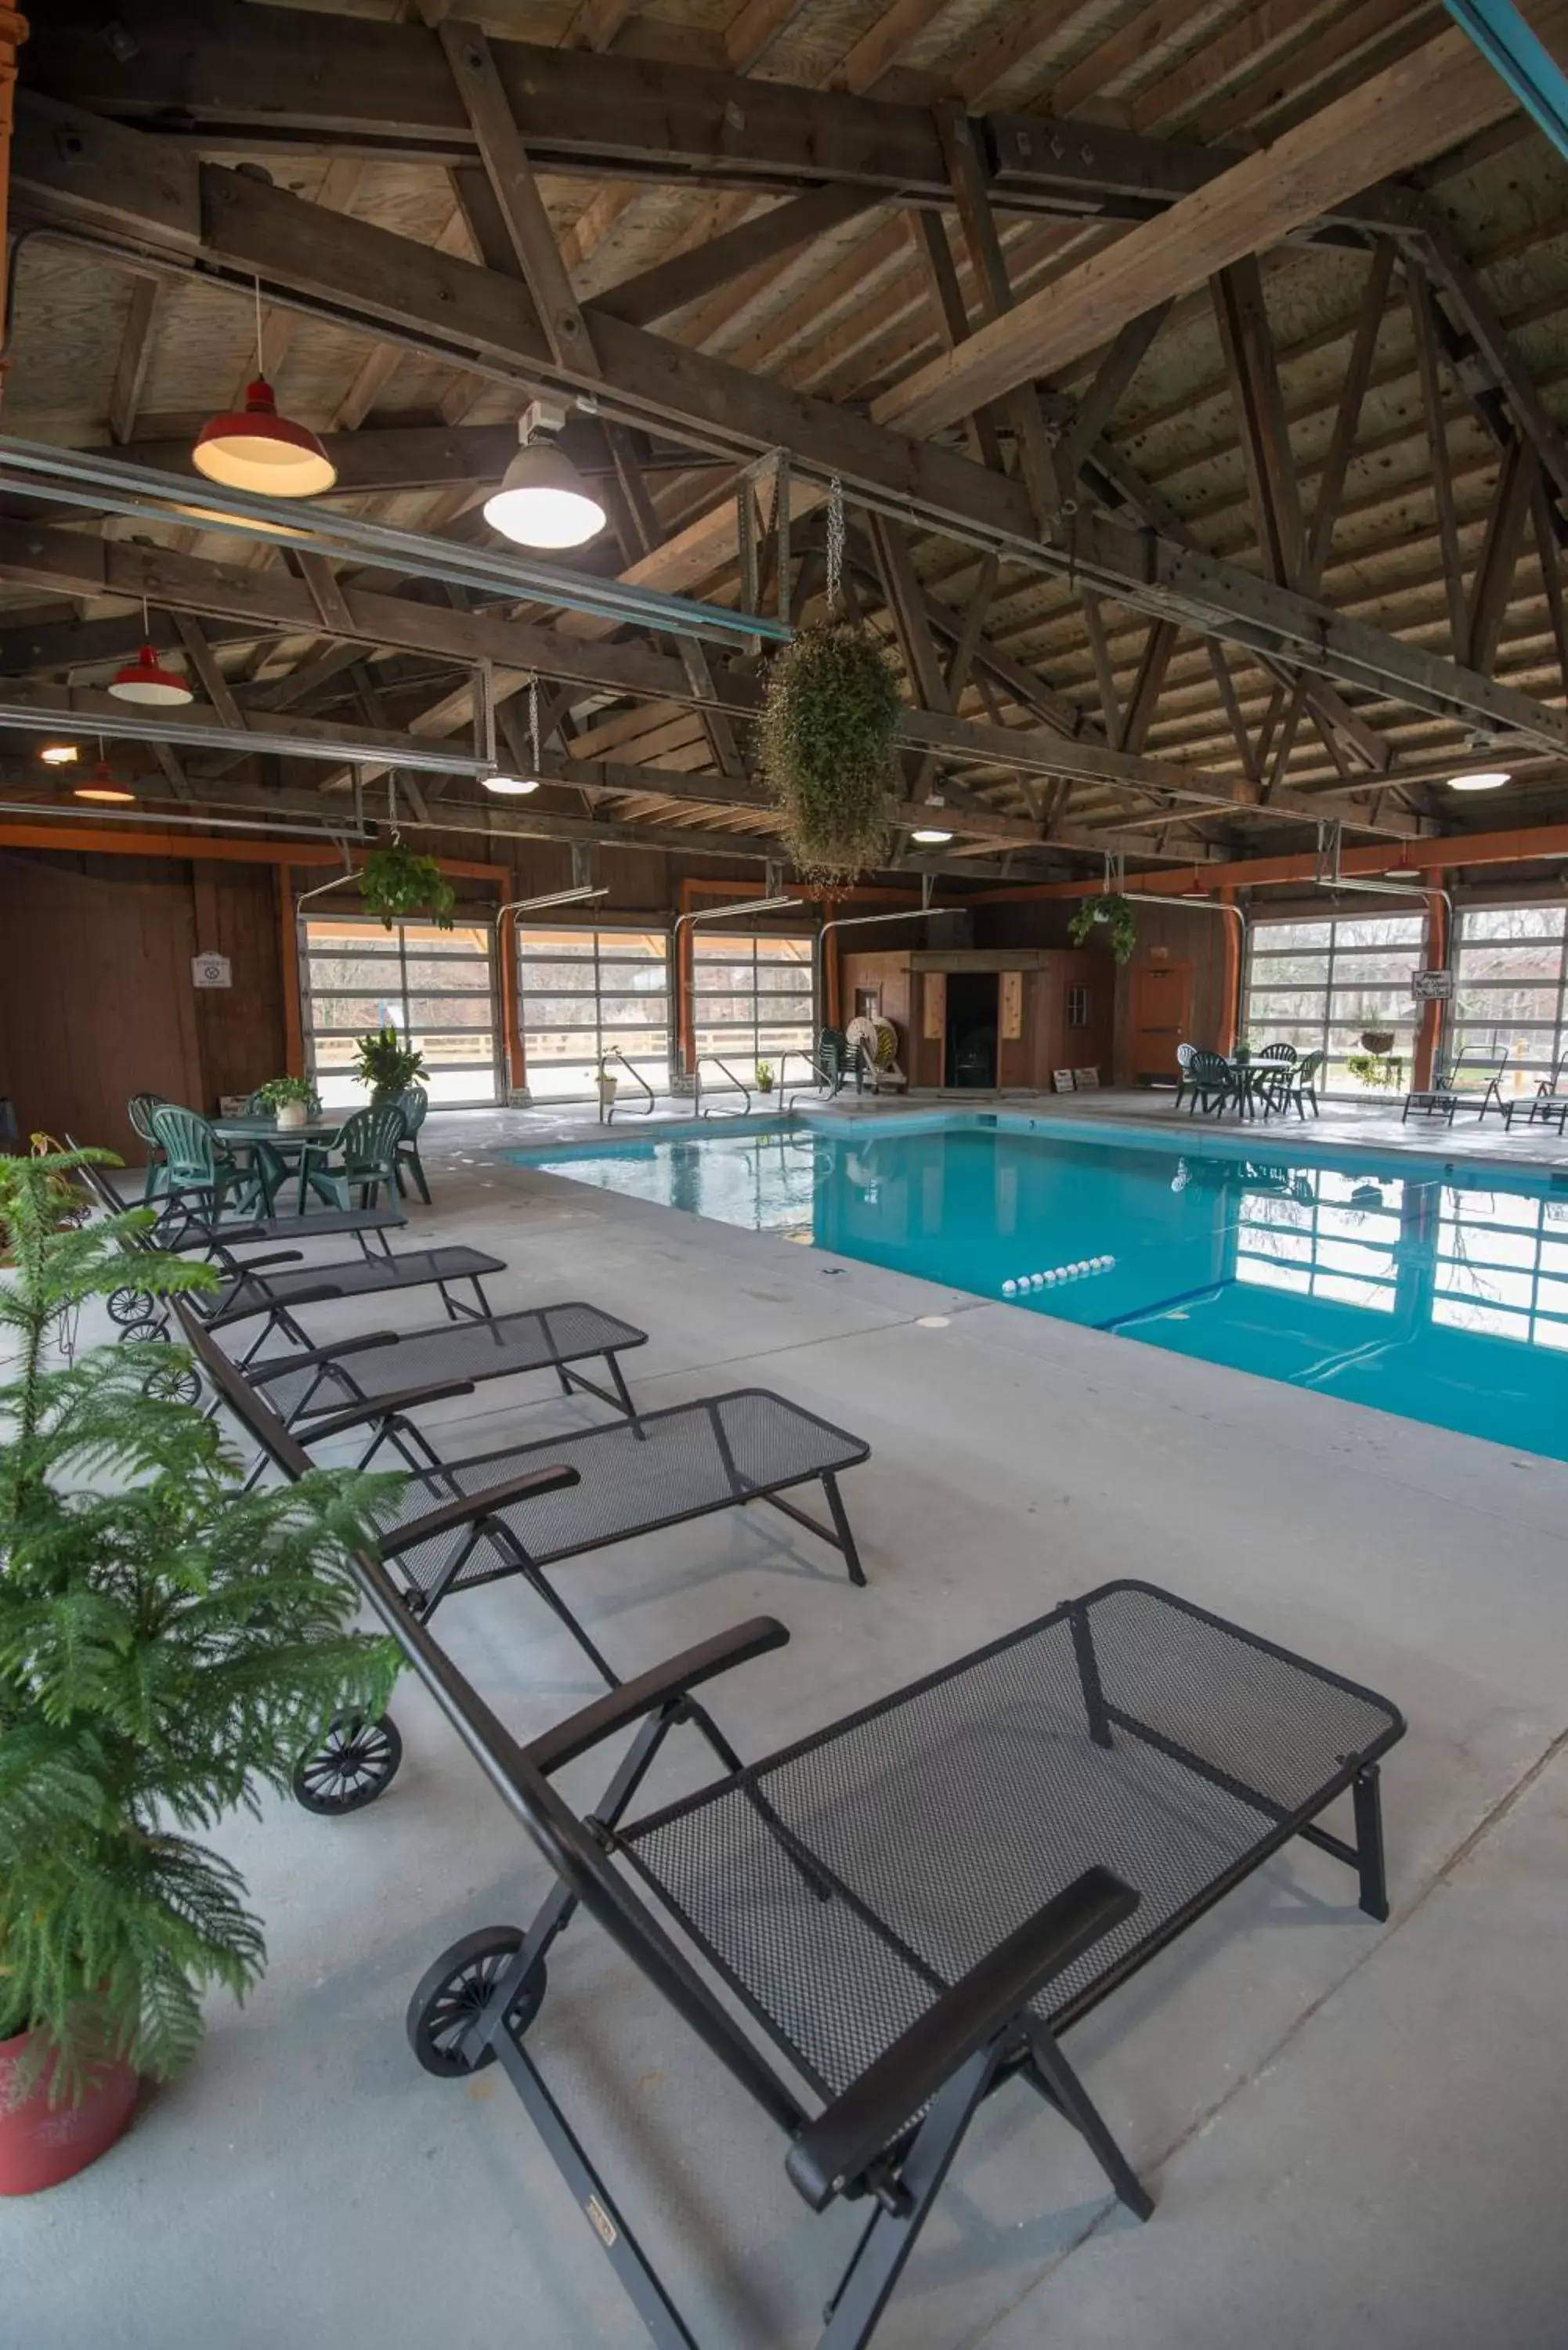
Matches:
[74,757,136,805]
[108,643,193,706]
[192,284,336,498]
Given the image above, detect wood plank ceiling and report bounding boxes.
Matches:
[5,0,1568,884]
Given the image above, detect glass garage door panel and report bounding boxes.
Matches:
[302,917,501,1108]
[692,932,815,1072]
[516,925,670,1101]
[1452,906,1568,1098]
[1243,914,1422,1094]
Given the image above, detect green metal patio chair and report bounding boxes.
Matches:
[127,1092,170,1201]
[295,1101,405,1214]
[1283,1049,1326,1118]
[389,1084,432,1204]
[146,1102,253,1229]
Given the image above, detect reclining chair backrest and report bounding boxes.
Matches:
[170,1300,807,2140]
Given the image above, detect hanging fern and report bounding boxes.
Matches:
[1068,892,1139,964]
[359,846,456,931]
[760,619,901,886]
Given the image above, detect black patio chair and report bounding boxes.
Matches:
[1176,1046,1237,1116]
[1401,1047,1509,1126]
[168,1299,580,1817]
[238,1297,650,1461]
[184,1303,871,1698]
[71,1151,504,1362]
[1526,1057,1568,1134]
[368,1556,1405,2350]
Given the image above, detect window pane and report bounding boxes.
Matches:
[403,953,490,991]
[1453,985,1561,1025]
[1248,989,1325,1024]
[1330,916,1423,949]
[1250,921,1334,950]
[1326,951,1421,985]
[310,993,404,1032]
[1247,951,1331,984]
[406,993,493,1029]
[1456,939,1564,982]
[1462,906,1566,942]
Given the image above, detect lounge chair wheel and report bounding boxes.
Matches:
[406,1932,546,2077]
[108,1284,154,1325]
[136,1340,202,1408]
[292,1711,403,1816]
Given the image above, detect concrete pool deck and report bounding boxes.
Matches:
[11,1110,1568,2349]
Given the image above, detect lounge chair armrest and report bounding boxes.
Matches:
[785,1867,1139,2213]
[221,1246,305,1272]
[525,1618,791,1776]
[293,1378,479,1440]
[246,1330,401,1384]
[381,1462,582,1556]
[206,1279,347,1328]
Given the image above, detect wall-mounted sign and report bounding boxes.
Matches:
[922,971,946,1041]
[999,968,1024,1041]
[1411,968,1453,1000]
[191,952,232,989]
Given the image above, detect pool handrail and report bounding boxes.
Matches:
[602,1047,654,1121]
[695,1054,753,1117]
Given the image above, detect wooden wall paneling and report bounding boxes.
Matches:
[0,851,202,1159]
[1114,904,1229,1082]
[191,862,287,1112]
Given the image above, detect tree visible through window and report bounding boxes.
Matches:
[516,925,670,1102]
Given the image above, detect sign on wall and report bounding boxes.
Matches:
[1411,968,1453,1000]
[922,971,946,1041]
[191,952,233,989]
[999,968,1024,1041]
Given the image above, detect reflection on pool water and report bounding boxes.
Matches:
[511,1117,1568,1462]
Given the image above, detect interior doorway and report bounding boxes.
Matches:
[945,971,998,1087]
[1131,960,1194,1081]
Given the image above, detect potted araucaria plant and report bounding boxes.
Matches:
[352,1027,427,1106]
[754,1061,775,1095]
[0,1148,398,2193]
[255,1075,316,1131]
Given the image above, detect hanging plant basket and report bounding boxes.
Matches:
[760,618,901,887]
[1068,892,1139,964]
[359,846,456,931]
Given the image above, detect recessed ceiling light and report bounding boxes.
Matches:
[911,826,952,844]
[1447,768,1511,792]
[482,772,540,796]
[39,742,79,766]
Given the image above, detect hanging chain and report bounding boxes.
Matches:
[254,276,265,378]
[825,474,844,614]
[528,673,541,775]
[388,774,400,844]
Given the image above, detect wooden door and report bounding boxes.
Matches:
[1131,960,1194,1079]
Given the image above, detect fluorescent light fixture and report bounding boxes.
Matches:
[484,409,605,550]
[910,826,952,844]
[481,772,540,796]
[1447,768,1512,792]
[39,742,79,765]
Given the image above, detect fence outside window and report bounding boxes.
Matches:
[302,915,500,1108]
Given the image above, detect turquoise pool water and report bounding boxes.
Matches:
[511,1116,1568,1462]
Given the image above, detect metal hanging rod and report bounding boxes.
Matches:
[0,694,496,776]
[0,435,792,650]
[0,798,369,842]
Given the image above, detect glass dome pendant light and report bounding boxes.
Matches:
[192,279,338,498]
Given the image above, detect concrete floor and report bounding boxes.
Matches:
[11,1106,1568,2348]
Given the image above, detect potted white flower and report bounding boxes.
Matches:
[595,1058,618,1119]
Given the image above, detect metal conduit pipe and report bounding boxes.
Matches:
[671,895,799,1100]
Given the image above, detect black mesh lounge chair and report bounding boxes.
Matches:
[184,1304,870,1695]
[73,1152,504,1358]
[1526,1057,1568,1133]
[238,1299,649,1460]
[366,1555,1406,2350]
[1402,1047,1509,1126]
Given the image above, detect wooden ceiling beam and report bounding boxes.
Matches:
[594,186,881,329]
[16,105,1568,759]
[872,20,1556,438]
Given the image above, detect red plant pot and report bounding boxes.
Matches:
[0,2027,139,2195]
